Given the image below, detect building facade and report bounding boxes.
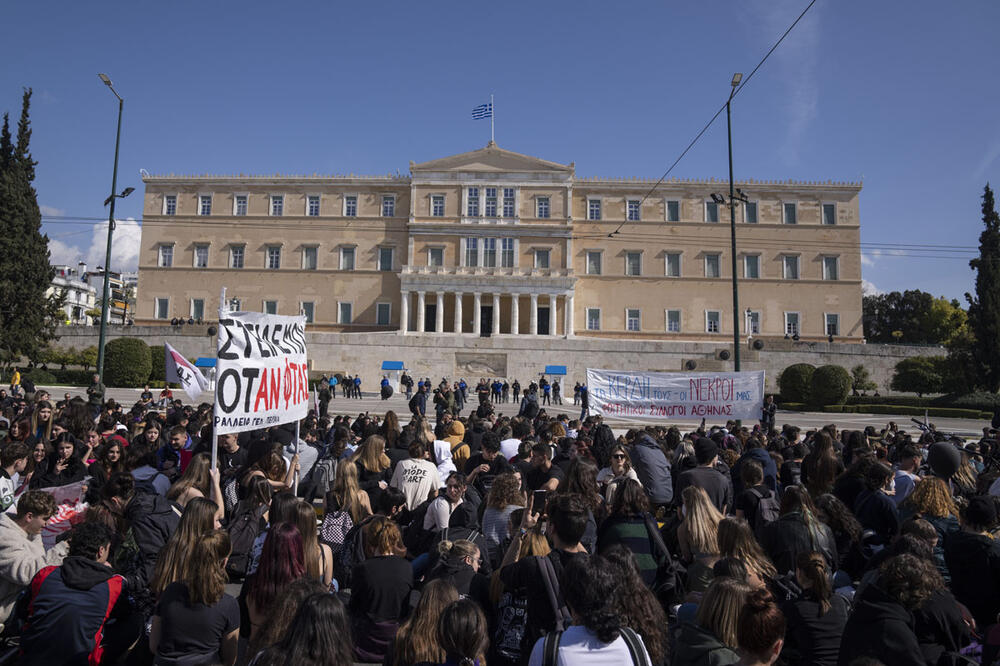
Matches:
[49,263,97,325]
[137,143,863,342]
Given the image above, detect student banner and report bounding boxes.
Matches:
[215,311,309,434]
[586,368,765,421]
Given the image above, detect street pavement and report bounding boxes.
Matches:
[41,384,992,438]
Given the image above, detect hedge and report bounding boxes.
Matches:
[821,404,990,419]
[149,345,166,384]
[779,402,808,411]
[20,368,57,385]
[103,338,152,388]
[778,364,816,403]
[846,395,936,407]
[810,365,851,406]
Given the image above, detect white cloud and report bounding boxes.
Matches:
[862,279,884,296]
[47,237,84,267]
[39,204,65,217]
[85,218,142,272]
[974,133,1000,181]
[861,253,874,267]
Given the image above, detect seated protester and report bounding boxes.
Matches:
[731,436,778,496]
[736,589,786,666]
[252,592,354,666]
[18,522,139,666]
[525,442,564,492]
[0,491,69,625]
[597,479,661,586]
[892,444,922,506]
[444,419,470,471]
[676,486,724,593]
[157,426,189,482]
[853,462,901,547]
[838,554,937,666]
[717,518,777,590]
[435,598,490,666]
[244,577,327,661]
[900,476,960,584]
[481,473,525,569]
[425,472,468,532]
[814,493,867,583]
[391,440,442,512]
[425,538,490,600]
[390,579,459,666]
[133,421,164,450]
[166,452,223,516]
[943,494,1000,630]
[596,444,641,504]
[734,460,780,534]
[464,431,513,499]
[832,454,877,514]
[672,577,752,666]
[676,437,733,515]
[127,444,172,496]
[758,486,837,576]
[602,545,669,666]
[500,493,590,660]
[629,429,673,509]
[780,443,806,490]
[100,473,181,615]
[151,530,240,666]
[29,433,86,489]
[0,443,29,512]
[88,439,125,492]
[528,554,651,665]
[781,552,849,666]
[349,516,413,663]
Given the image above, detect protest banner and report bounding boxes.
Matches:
[586,368,765,421]
[214,310,309,436]
[164,342,210,401]
[39,480,87,549]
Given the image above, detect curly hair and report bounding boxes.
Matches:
[879,553,944,610]
[601,545,668,665]
[563,555,622,643]
[815,493,863,544]
[485,472,525,510]
[902,476,958,519]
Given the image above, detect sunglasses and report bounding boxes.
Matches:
[612,454,626,460]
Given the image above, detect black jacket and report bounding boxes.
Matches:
[944,528,1000,629]
[780,592,850,666]
[912,589,972,666]
[758,511,837,575]
[837,583,927,666]
[122,491,181,598]
[630,434,673,505]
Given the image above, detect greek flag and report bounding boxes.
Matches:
[472,102,493,120]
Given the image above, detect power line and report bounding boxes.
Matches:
[609,0,820,237]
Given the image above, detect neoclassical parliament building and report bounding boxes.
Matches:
[137,143,863,343]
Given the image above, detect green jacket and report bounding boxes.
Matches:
[672,622,739,666]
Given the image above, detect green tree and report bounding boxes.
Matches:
[102,338,151,387]
[863,290,967,345]
[966,184,1000,391]
[850,365,878,395]
[778,364,816,402]
[0,89,64,369]
[810,365,852,406]
[78,346,98,371]
[890,356,944,396]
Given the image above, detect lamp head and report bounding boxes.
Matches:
[98,73,112,87]
[731,72,743,87]
[121,187,135,198]
[711,193,725,204]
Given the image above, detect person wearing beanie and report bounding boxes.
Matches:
[944,494,1000,629]
[675,437,732,514]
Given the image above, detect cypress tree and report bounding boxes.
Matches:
[966,184,1000,391]
[0,88,63,369]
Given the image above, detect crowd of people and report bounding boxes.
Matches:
[0,375,998,665]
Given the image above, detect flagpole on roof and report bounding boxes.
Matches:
[490,94,495,144]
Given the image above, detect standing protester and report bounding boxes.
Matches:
[86,374,105,420]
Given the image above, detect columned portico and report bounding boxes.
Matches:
[492,294,501,336]
[511,294,520,335]
[530,294,539,335]
[549,294,558,337]
[454,292,463,334]
[473,292,482,336]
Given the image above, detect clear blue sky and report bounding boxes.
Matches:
[2,0,997,302]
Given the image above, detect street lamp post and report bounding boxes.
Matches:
[96,73,133,381]
[727,73,743,373]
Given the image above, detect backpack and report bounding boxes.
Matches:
[337,515,375,587]
[133,474,161,496]
[522,399,539,419]
[226,503,268,579]
[541,626,650,666]
[305,456,337,500]
[408,393,421,413]
[319,510,354,558]
[751,488,782,535]
[643,514,687,611]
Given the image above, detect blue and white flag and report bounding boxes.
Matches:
[472,102,493,120]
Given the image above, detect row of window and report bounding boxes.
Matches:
[163,194,396,218]
[157,244,395,271]
[154,298,391,326]
[585,199,837,224]
[588,251,840,281]
[584,308,841,336]
[162,191,839,226]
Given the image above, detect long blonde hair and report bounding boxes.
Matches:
[351,434,390,474]
[328,460,367,524]
[167,452,211,503]
[696,577,753,648]
[30,401,54,442]
[151,497,218,597]
[717,517,777,581]
[681,486,723,556]
[393,579,459,666]
[186,530,230,606]
[293,500,322,580]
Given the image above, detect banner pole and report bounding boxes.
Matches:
[293,419,300,495]
[211,287,226,472]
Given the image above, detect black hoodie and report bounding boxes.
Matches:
[837,583,926,666]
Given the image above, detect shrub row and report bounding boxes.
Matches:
[821,404,990,419]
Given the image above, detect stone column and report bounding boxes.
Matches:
[492,293,501,336]
[435,292,444,333]
[565,293,575,337]
[510,293,519,335]
[400,290,409,334]
[417,291,426,333]
[454,292,463,334]
[530,293,538,335]
[549,294,558,336]
[473,292,482,336]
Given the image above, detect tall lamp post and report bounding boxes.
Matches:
[726,72,743,372]
[96,73,133,381]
